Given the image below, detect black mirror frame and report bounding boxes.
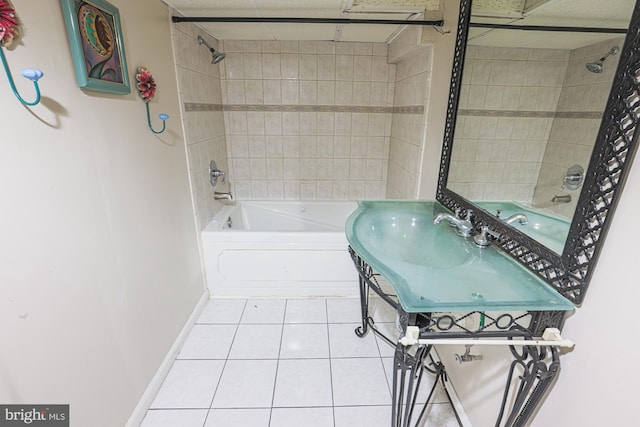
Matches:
[436,0,640,306]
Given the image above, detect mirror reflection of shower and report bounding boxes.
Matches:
[585,46,619,73]
[197,35,226,64]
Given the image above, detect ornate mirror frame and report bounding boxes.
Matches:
[436,0,640,306]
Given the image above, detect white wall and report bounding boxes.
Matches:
[0,1,204,426]
[531,152,640,425]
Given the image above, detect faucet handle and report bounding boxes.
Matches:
[209,160,226,186]
[473,225,500,248]
[465,209,474,222]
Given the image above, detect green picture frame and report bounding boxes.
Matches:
[61,0,130,94]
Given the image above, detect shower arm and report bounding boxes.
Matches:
[197,35,214,52]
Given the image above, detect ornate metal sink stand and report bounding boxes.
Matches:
[349,247,569,427]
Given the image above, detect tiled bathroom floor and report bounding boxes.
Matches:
[140,297,460,427]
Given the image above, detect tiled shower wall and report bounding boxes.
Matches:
[172,22,229,231]
[387,26,431,199]
[217,40,397,200]
[449,46,569,201]
[532,37,624,217]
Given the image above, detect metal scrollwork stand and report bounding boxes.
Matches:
[349,246,566,427]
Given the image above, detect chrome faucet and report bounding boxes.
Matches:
[214,191,233,200]
[433,210,474,237]
[504,213,528,225]
[552,194,571,203]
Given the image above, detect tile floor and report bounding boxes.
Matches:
[140,297,460,427]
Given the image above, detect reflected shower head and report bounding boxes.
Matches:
[585,46,620,73]
[197,35,226,64]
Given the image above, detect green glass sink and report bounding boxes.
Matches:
[359,207,474,269]
[345,200,575,313]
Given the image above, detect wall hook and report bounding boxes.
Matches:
[135,66,168,134]
[0,46,43,106]
[145,102,169,134]
[0,0,42,106]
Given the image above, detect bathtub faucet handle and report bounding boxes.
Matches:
[209,160,226,186]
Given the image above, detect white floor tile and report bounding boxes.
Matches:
[372,322,401,358]
[240,298,287,324]
[177,324,237,360]
[198,299,247,324]
[280,324,329,359]
[270,407,334,427]
[284,298,327,323]
[228,324,283,359]
[329,323,381,358]
[369,297,398,324]
[150,360,225,409]
[331,358,391,406]
[326,297,363,323]
[142,297,460,427]
[212,360,278,408]
[273,359,333,407]
[204,408,271,427]
[413,403,461,427]
[333,406,392,427]
[140,409,208,427]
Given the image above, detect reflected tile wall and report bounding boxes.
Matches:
[218,40,397,200]
[448,46,570,201]
[172,22,229,231]
[532,37,625,217]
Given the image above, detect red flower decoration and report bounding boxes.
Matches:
[135,67,156,103]
[0,0,19,48]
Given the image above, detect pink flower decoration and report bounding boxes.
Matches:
[135,67,156,103]
[0,0,19,48]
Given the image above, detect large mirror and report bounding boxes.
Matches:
[437,0,640,306]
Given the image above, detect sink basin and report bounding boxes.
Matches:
[346,200,574,313]
[364,209,473,269]
[474,201,570,254]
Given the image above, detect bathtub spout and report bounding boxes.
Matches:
[214,191,233,200]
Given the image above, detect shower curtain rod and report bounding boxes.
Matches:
[470,22,627,33]
[171,16,444,26]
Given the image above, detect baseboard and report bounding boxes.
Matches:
[431,348,473,427]
[125,290,210,427]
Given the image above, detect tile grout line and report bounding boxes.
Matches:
[268,298,288,427]
[202,299,248,426]
[325,298,338,427]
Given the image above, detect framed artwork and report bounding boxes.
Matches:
[61,0,130,94]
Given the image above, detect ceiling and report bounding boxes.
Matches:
[163,0,634,48]
[469,0,634,49]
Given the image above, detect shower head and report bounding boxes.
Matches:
[585,46,620,73]
[197,35,226,64]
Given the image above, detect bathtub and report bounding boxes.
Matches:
[202,201,360,297]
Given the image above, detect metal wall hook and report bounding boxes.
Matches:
[0,47,43,106]
[145,102,169,134]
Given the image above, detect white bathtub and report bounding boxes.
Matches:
[202,201,360,297]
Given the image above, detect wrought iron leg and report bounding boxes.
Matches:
[355,264,371,337]
[496,345,560,427]
[391,343,462,427]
